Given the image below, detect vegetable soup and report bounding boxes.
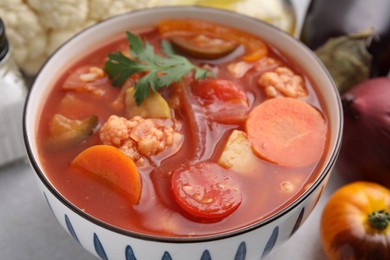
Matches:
[37,19,328,237]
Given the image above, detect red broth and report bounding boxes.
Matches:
[37,21,328,237]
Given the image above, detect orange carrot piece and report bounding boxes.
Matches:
[246,98,327,167]
[70,145,142,204]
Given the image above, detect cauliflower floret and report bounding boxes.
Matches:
[26,0,89,29]
[99,115,182,165]
[90,0,161,20]
[47,20,96,54]
[258,67,308,98]
[0,0,171,75]
[0,0,47,75]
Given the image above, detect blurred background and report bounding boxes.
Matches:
[4,0,389,260]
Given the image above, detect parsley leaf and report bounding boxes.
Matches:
[104,31,214,105]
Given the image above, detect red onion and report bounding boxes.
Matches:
[337,77,390,187]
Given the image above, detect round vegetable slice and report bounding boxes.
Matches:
[246,97,327,167]
[158,19,268,61]
[170,35,239,59]
[70,145,142,205]
[171,162,242,220]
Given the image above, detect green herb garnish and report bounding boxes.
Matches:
[104,32,213,105]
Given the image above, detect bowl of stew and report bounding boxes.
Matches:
[24,6,342,260]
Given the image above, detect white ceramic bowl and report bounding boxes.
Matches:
[24,6,343,260]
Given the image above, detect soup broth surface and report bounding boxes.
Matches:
[37,20,328,237]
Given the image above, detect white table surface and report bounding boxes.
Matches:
[1,1,350,259]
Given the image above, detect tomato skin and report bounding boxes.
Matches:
[192,79,247,105]
[321,181,390,260]
[191,79,249,124]
[171,162,242,221]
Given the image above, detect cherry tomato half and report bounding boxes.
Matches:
[171,162,242,220]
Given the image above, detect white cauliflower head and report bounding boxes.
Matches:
[0,0,173,75]
[0,0,47,75]
[26,0,90,29]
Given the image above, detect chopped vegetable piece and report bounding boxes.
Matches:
[258,67,308,98]
[246,98,327,167]
[178,82,209,160]
[46,114,98,150]
[57,93,97,118]
[218,130,262,176]
[99,115,183,166]
[158,19,268,61]
[254,57,281,73]
[125,87,171,119]
[62,66,108,95]
[170,34,239,59]
[171,162,242,220]
[192,79,247,105]
[104,32,213,105]
[191,79,249,124]
[70,145,142,205]
[227,61,253,78]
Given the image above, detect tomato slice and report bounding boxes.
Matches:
[191,79,249,124]
[171,162,242,220]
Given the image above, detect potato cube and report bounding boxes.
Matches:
[218,130,261,176]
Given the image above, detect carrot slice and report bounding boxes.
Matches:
[70,145,142,204]
[246,98,327,167]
